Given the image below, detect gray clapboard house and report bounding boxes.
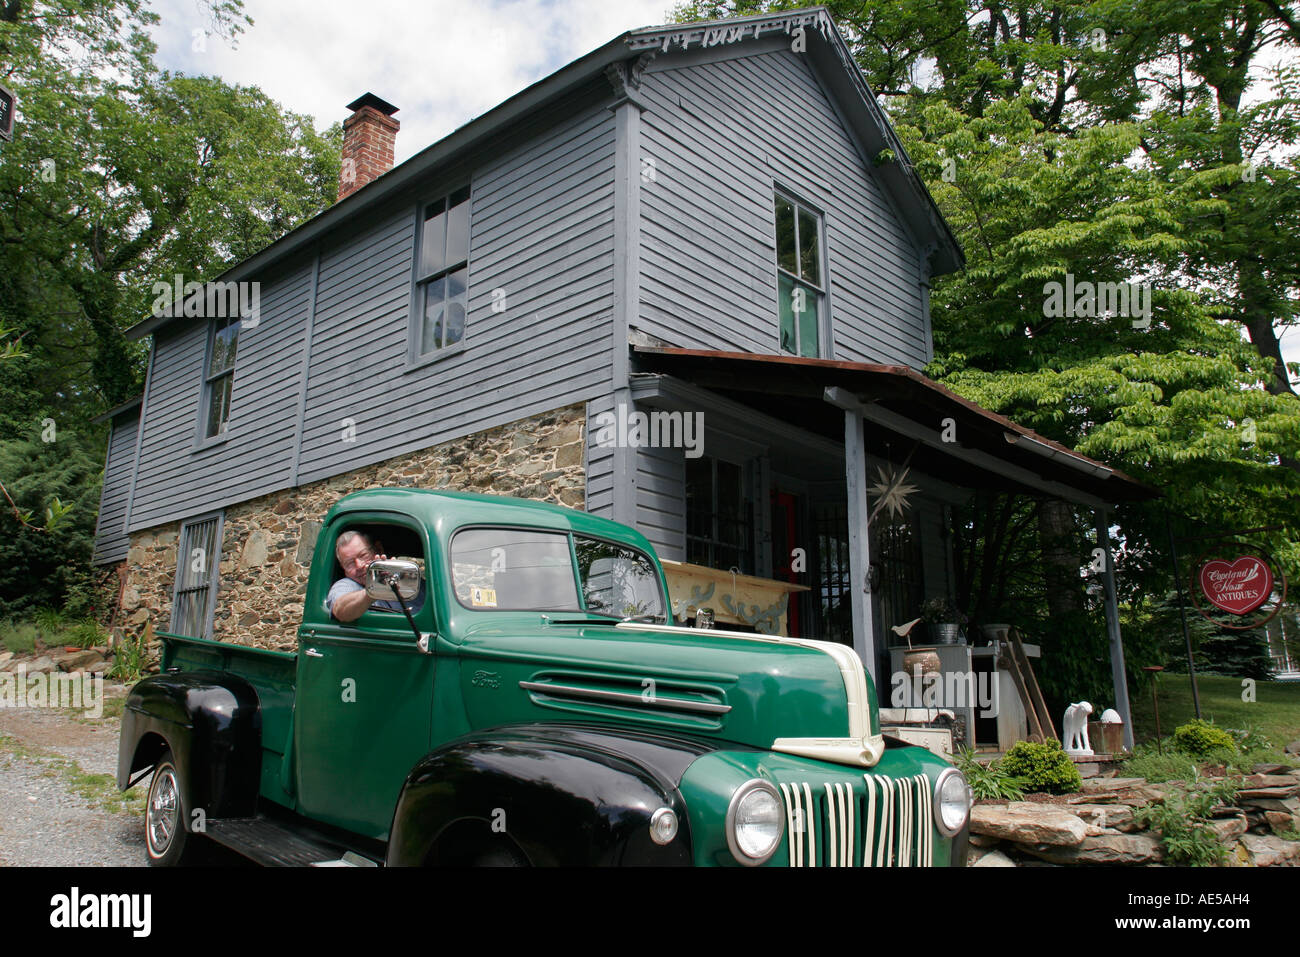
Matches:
[94,8,1151,741]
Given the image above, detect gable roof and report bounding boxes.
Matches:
[128,6,963,342]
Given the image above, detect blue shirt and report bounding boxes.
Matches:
[326,577,426,620]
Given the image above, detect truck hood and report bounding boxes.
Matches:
[455,619,885,768]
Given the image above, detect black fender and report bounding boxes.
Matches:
[387,723,719,866]
[116,669,263,824]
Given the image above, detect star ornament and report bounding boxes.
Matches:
[870,465,918,520]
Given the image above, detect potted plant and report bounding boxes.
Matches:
[920,596,967,644]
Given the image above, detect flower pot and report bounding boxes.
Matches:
[981,623,1010,643]
[932,623,962,644]
[902,648,942,677]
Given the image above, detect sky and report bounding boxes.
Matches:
[144,0,1299,383]
[147,0,677,164]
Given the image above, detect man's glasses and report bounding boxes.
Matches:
[342,549,375,572]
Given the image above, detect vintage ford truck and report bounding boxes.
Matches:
[117,488,971,866]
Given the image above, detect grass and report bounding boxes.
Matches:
[0,620,40,655]
[69,690,127,724]
[0,730,145,816]
[1128,674,1300,750]
[1,611,109,656]
[1121,745,1203,783]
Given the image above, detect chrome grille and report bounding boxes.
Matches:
[779,774,934,867]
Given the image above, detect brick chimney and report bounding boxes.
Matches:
[338,93,400,201]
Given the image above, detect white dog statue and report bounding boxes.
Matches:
[1063,701,1094,756]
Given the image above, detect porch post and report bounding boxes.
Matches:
[1095,508,1134,750]
[843,407,878,684]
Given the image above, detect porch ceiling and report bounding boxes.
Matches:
[630,347,1158,506]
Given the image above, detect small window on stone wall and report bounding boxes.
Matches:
[171,513,224,639]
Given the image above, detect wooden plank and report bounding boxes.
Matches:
[1010,627,1056,741]
[996,647,1044,743]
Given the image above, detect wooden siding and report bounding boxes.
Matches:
[92,411,140,564]
[294,104,616,486]
[635,442,686,561]
[637,48,927,368]
[124,97,617,533]
[126,260,314,531]
[585,393,617,519]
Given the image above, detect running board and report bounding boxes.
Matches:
[205,817,380,867]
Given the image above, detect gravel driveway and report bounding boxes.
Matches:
[0,683,146,867]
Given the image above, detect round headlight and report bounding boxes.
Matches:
[726,780,784,865]
[649,807,678,845]
[934,767,971,836]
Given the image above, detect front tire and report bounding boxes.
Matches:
[469,840,529,867]
[145,748,201,866]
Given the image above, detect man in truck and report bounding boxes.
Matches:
[325,529,424,622]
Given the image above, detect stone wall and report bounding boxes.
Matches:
[119,404,586,656]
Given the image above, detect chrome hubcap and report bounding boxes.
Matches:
[147,766,179,855]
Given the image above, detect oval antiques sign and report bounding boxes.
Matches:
[1198,555,1273,616]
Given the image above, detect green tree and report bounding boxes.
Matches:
[670,1,1300,699]
[0,0,341,613]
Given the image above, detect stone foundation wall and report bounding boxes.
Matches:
[119,405,586,655]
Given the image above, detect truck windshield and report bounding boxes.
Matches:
[450,528,665,621]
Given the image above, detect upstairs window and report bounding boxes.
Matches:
[774,191,824,358]
[203,316,240,438]
[414,185,471,356]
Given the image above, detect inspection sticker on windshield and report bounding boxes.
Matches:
[470,587,498,607]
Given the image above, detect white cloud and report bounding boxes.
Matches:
[148,0,676,162]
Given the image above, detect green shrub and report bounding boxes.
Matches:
[1134,773,1241,866]
[1173,719,1237,758]
[1001,739,1082,794]
[65,617,105,649]
[953,749,1028,801]
[107,632,146,682]
[1225,724,1272,754]
[32,607,66,634]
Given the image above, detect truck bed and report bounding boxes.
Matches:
[160,633,298,808]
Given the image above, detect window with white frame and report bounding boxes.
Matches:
[202,316,240,438]
[774,191,824,358]
[171,514,223,638]
[413,185,471,356]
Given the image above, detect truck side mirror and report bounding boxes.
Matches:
[365,559,422,601]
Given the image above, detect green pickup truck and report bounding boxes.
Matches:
[117,488,971,866]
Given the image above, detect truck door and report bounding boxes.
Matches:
[295,517,437,841]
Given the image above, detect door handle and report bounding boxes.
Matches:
[305,648,324,658]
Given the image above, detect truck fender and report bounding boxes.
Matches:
[387,724,710,866]
[117,669,263,824]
